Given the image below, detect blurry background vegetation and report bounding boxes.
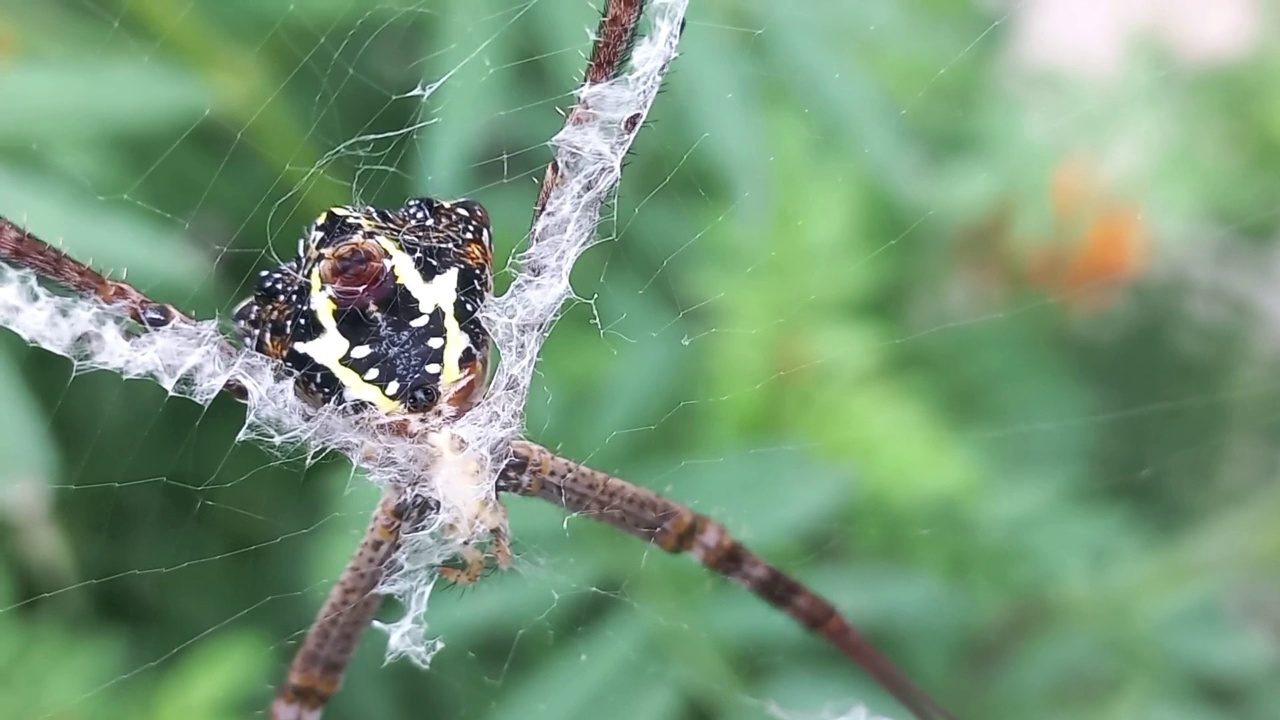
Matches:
[1,1,1279,719]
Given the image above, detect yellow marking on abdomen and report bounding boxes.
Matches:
[291,267,400,413]
[376,239,469,385]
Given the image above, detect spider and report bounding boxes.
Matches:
[232,197,513,587]
[0,2,957,719]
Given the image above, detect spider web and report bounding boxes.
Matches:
[2,2,1279,720]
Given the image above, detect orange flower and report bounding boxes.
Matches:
[1027,158,1148,313]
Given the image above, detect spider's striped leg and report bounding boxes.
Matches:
[530,0,647,224]
[435,525,514,586]
[0,216,185,329]
[437,545,487,585]
[0,216,256,400]
[499,440,959,720]
[271,493,427,720]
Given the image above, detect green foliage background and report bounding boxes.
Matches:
[1,1,1279,719]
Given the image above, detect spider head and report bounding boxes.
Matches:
[233,198,493,415]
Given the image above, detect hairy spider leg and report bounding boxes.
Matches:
[530,0,648,224]
[0,217,251,401]
[272,494,429,719]
[0,218,185,330]
[500,440,960,720]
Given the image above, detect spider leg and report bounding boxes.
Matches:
[0,217,187,329]
[272,494,424,720]
[438,509,513,584]
[530,0,648,224]
[491,523,513,570]
[0,217,252,399]
[438,544,487,585]
[499,440,959,720]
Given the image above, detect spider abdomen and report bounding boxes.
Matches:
[234,197,494,415]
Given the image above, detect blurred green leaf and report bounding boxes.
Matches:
[0,61,210,140]
[0,166,209,299]
[482,607,662,719]
[0,565,135,720]
[0,344,57,484]
[148,631,271,720]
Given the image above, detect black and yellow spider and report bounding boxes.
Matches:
[233,199,493,417]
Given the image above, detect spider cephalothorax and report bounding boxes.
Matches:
[234,197,493,415]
